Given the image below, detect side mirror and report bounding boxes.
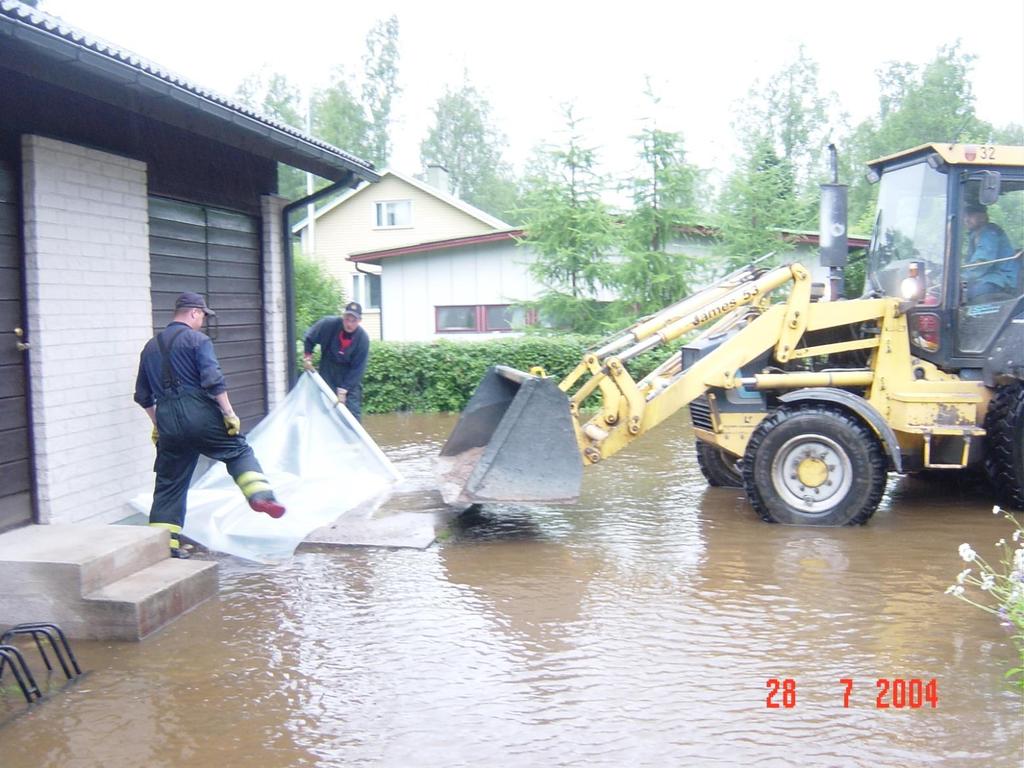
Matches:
[979,170,1001,205]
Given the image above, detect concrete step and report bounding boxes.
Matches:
[0,524,219,640]
[84,558,218,640]
[0,524,169,595]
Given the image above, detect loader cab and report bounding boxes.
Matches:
[864,144,1024,370]
[952,175,1024,358]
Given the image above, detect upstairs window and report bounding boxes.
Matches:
[374,200,412,228]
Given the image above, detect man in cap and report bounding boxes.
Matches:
[135,292,286,558]
[303,301,371,421]
[963,203,1018,302]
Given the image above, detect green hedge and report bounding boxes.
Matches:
[357,335,681,414]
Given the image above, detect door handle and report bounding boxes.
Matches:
[13,327,30,351]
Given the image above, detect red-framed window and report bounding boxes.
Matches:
[435,304,533,333]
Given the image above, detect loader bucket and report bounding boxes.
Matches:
[437,365,583,506]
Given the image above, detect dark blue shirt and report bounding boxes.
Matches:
[134,322,227,408]
[303,316,370,391]
[967,222,1018,291]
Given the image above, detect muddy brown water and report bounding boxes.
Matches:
[1,414,1022,767]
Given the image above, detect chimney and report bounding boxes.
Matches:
[425,164,452,194]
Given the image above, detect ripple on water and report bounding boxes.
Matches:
[0,418,1021,767]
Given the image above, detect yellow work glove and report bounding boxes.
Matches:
[336,388,347,404]
[151,425,159,445]
[223,413,241,436]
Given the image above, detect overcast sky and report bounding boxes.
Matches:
[42,0,1024,185]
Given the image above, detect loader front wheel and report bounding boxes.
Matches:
[983,381,1024,510]
[695,441,743,488]
[742,405,887,526]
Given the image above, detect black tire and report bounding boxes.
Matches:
[983,381,1024,510]
[742,404,888,526]
[695,441,743,487]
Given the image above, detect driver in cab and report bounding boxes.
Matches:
[963,203,1018,302]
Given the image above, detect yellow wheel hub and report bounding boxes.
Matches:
[796,457,828,487]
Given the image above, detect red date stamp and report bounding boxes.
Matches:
[766,678,938,709]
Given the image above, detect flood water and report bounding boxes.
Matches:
[1,413,1022,767]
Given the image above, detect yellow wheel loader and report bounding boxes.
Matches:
[438,143,1024,525]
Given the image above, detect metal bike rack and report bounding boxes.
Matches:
[0,644,42,703]
[0,622,83,705]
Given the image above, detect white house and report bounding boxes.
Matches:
[294,165,511,339]
[349,229,545,341]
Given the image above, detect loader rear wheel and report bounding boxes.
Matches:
[695,441,743,487]
[983,381,1024,510]
[742,405,887,526]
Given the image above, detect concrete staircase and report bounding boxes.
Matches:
[0,524,218,640]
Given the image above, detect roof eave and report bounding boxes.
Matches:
[0,4,380,185]
[349,229,524,263]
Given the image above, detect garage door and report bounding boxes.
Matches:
[0,148,33,533]
[148,197,267,425]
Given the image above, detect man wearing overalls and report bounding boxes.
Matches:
[134,292,286,558]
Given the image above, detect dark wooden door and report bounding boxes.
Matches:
[148,197,267,425]
[0,145,33,533]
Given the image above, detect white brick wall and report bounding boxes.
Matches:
[261,194,289,410]
[22,136,154,525]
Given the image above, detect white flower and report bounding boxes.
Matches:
[993,505,1002,515]
[1014,530,1022,542]
[945,585,965,596]
[959,543,977,562]
[996,538,1006,547]
[981,573,995,591]
[956,568,972,584]
[1015,548,1024,570]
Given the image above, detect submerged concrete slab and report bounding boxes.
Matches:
[0,524,219,641]
[302,511,440,550]
[300,489,464,551]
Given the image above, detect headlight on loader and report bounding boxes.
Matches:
[900,276,922,300]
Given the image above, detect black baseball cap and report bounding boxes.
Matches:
[175,291,216,316]
[965,203,987,215]
[343,301,362,319]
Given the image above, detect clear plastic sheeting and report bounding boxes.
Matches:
[132,372,401,562]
